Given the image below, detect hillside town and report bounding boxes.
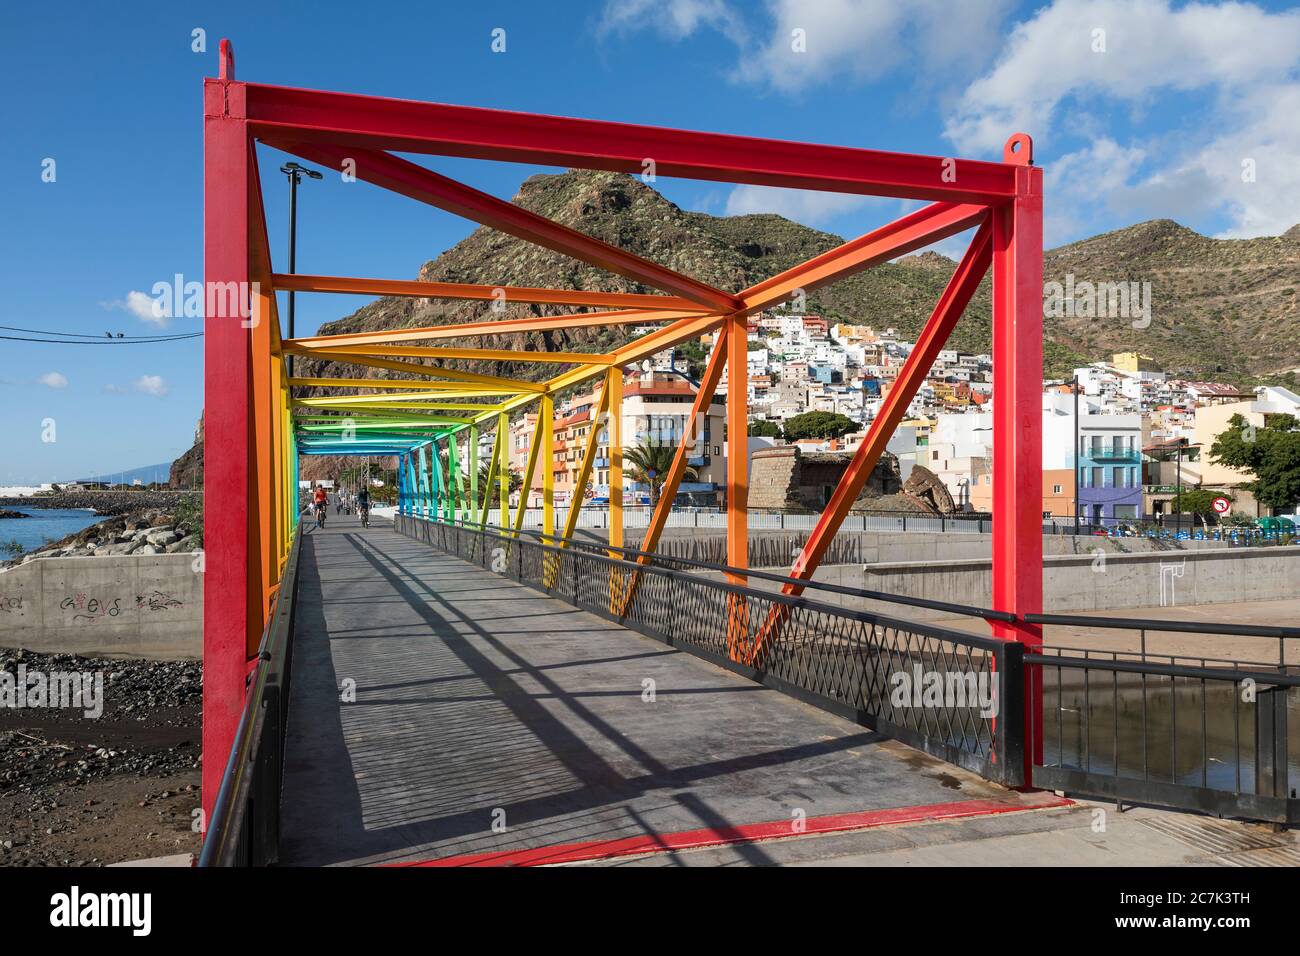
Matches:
[506,310,1300,523]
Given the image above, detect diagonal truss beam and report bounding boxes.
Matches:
[288,376,518,394]
[267,140,743,313]
[613,322,730,615]
[288,308,711,350]
[289,346,545,391]
[740,203,987,313]
[273,273,709,313]
[789,219,993,591]
[288,342,609,365]
[743,219,994,666]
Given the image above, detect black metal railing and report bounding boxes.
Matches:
[398,513,1025,785]
[1026,612,1300,824]
[197,525,303,867]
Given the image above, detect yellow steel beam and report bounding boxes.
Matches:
[294,393,504,409]
[289,343,611,365]
[288,376,520,395]
[511,406,544,538]
[289,347,545,391]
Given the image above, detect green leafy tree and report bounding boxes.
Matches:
[1209,413,1300,511]
[782,411,858,441]
[748,420,782,438]
[1170,489,1230,515]
[1171,488,1233,534]
[623,439,696,507]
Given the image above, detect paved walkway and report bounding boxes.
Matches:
[279,517,1300,867]
[279,518,1042,866]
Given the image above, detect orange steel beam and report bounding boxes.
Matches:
[288,342,610,365]
[288,307,706,350]
[536,312,726,402]
[289,346,545,391]
[724,311,748,579]
[273,272,708,313]
[616,324,729,613]
[724,311,749,663]
[267,140,743,313]
[247,146,276,645]
[743,219,994,666]
[740,203,987,313]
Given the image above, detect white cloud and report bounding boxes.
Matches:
[599,0,749,42]
[103,290,169,327]
[600,0,1013,93]
[735,0,1014,93]
[134,375,169,397]
[945,0,1300,240]
[103,383,128,394]
[723,184,878,224]
[38,371,68,389]
[1043,138,1148,245]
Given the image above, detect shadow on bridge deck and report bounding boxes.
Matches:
[279,518,1032,866]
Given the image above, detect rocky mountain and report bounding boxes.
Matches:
[297,170,1300,385]
[174,169,1300,485]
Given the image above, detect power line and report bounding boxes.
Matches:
[0,325,201,339]
[0,331,203,344]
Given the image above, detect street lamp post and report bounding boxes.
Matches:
[280,162,322,375]
[1073,375,1080,534]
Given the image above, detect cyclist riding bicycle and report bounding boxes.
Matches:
[356,487,371,527]
[313,486,329,528]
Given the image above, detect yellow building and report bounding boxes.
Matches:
[1112,352,1159,374]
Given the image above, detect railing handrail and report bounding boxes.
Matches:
[197,523,303,867]
[417,515,1014,654]
[450,516,1018,624]
[1025,611,1300,640]
[1025,650,1300,687]
[413,514,1297,647]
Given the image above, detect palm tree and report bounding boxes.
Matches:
[476,462,522,505]
[623,439,696,508]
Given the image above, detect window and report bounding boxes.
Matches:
[1052,484,1063,494]
[1091,467,1103,488]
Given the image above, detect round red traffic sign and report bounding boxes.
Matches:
[1212,497,1231,514]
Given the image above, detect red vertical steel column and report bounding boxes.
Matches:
[201,43,251,824]
[992,158,1045,778]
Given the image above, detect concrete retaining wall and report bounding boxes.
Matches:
[692,546,1300,622]
[0,554,201,658]
[849,546,1300,619]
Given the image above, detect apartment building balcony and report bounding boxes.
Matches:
[1084,446,1141,462]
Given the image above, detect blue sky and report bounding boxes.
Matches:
[3,0,1298,484]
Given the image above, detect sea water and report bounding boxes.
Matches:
[0,507,102,559]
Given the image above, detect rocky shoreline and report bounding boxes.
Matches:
[2,508,200,568]
[0,491,200,517]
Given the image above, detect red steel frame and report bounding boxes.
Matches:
[202,40,1045,819]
